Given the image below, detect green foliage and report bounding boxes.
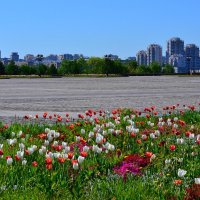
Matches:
[162,64,175,74]
[47,64,58,76]
[0,61,5,75]
[5,61,19,75]
[150,62,161,74]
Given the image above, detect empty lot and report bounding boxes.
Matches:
[0,76,199,118]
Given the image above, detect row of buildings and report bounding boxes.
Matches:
[1,37,200,73]
[0,52,88,68]
[137,37,200,73]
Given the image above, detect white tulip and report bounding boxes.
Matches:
[177,138,184,144]
[62,142,67,148]
[88,131,94,138]
[19,143,25,150]
[73,163,79,170]
[150,133,156,139]
[178,169,187,177]
[45,128,50,134]
[83,146,89,152]
[0,144,3,149]
[11,132,15,137]
[78,156,85,164]
[81,129,85,134]
[17,151,24,159]
[7,158,13,165]
[54,132,60,138]
[64,146,70,153]
[195,178,200,184]
[165,159,171,164]
[22,159,27,165]
[44,140,49,146]
[189,134,195,139]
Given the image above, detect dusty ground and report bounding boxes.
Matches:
[0,76,199,122]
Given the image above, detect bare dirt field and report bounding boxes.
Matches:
[0,76,200,120]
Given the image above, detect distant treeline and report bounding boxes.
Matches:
[0,58,175,76]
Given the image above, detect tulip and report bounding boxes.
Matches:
[7,158,13,165]
[170,145,176,151]
[83,146,89,152]
[174,180,182,185]
[45,157,52,165]
[145,152,153,158]
[178,169,187,177]
[0,149,3,156]
[46,164,52,170]
[72,162,79,170]
[78,156,85,164]
[32,161,38,167]
[22,159,27,165]
[195,178,200,184]
[177,138,184,144]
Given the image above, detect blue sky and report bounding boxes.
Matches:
[0,0,199,59]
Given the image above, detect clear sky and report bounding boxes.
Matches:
[0,0,200,59]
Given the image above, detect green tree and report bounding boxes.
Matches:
[162,64,174,74]
[58,60,74,75]
[5,61,19,75]
[150,62,161,74]
[19,65,31,75]
[0,61,5,75]
[36,64,47,76]
[126,60,138,74]
[47,64,58,76]
[136,65,152,74]
[87,57,105,74]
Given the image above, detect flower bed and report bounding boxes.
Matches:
[0,104,199,199]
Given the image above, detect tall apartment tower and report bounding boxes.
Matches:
[185,44,200,71]
[147,44,162,65]
[10,52,19,62]
[166,37,184,63]
[136,50,147,66]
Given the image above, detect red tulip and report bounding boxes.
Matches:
[46,164,52,170]
[80,151,88,157]
[0,150,3,156]
[58,157,66,163]
[32,161,38,167]
[170,145,176,151]
[145,152,153,158]
[45,157,52,165]
[174,179,182,185]
[68,152,74,159]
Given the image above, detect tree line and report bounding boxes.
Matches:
[0,58,175,76]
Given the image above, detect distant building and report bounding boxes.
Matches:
[166,37,184,63]
[10,52,19,62]
[127,57,136,61]
[59,54,74,61]
[147,44,162,65]
[136,50,147,66]
[168,54,186,73]
[104,54,119,60]
[45,54,58,62]
[24,54,35,62]
[185,44,200,72]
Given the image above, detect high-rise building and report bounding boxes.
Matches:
[136,50,147,66]
[24,54,35,62]
[166,37,184,63]
[10,52,19,62]
[185,44,200,71]
[168,54,186,73]
[147,44,162,65]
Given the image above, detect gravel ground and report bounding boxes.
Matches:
[0,76,200,123]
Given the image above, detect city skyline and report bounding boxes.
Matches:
[0,0,200,59]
